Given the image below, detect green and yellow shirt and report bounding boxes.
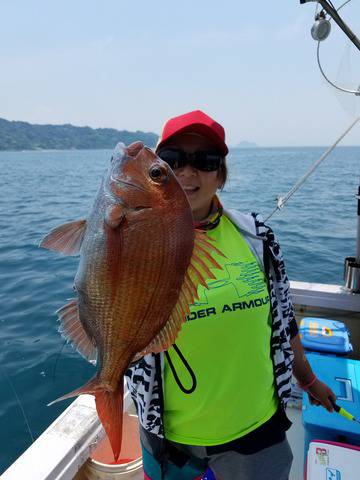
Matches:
[163,215,277,445]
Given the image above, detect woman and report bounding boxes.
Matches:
[125,110,335,480]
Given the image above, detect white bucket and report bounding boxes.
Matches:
[75,412,143,479]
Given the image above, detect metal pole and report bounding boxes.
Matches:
[300,0,360,52]
[356,184,360,265]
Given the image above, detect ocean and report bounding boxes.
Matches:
[0,146,359,472]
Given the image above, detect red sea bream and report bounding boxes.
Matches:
[40,141,222,460]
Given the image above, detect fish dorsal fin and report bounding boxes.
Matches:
[137,230,224,356]
[57,299,98,364]
[40,220,87,256]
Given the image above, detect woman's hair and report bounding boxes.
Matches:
[218,157,228,190]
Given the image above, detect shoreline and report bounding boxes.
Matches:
[0,144,359,153]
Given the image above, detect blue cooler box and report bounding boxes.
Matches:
[299,317,352,354]
[302,353,360,457]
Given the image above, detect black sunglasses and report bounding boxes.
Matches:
[157,148,222,172]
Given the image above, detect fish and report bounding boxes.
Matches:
[40,141,223,460]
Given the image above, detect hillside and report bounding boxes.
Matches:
[0,118,158,151]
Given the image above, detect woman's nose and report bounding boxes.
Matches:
[175,164,197,177]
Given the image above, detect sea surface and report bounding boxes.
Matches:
[0,146,359,472]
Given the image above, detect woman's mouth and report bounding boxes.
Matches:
[182,186,199,195]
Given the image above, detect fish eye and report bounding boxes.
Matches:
[149,165,167,183]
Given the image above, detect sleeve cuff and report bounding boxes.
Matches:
[289,318,299,339]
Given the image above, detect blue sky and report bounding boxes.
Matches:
[1,0,359,146]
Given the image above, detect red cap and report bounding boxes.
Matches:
[156,110,228,156]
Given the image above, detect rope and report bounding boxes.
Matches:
[165,344,197,394]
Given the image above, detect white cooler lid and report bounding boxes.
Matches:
[307,440,360,480]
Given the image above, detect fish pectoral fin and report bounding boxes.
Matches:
[138,231,225,356]
[57,298,98,365]
[105,204,126,229]
[40,219,87,256]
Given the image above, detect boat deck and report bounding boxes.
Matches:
[288,406,305,480]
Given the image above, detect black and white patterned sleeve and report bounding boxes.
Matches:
[254,213,299,339]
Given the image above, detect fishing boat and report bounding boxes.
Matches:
[2,148,360,478]
[2,134,360,480]
[2,2,360,479]
[1,270,360,479]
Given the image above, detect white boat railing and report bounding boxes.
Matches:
[290,281,360,313]
[1,389,133,480]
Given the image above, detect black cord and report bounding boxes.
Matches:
[328,0,336,12]
[165,344,197,394]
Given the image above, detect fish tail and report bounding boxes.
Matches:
[95,381,124,461]
[48,376,124,461]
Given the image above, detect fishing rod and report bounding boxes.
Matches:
[329,397,360,424]
[264,116,360,222]
[300,0,360,52]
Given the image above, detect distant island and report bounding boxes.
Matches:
[235,141,258,149]
[0,117,158,151]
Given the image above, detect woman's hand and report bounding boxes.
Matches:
[290,334,337,413]
[306,379,336,412]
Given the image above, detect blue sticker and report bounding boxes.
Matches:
[326,468,341,480]
[201,467,217,480]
